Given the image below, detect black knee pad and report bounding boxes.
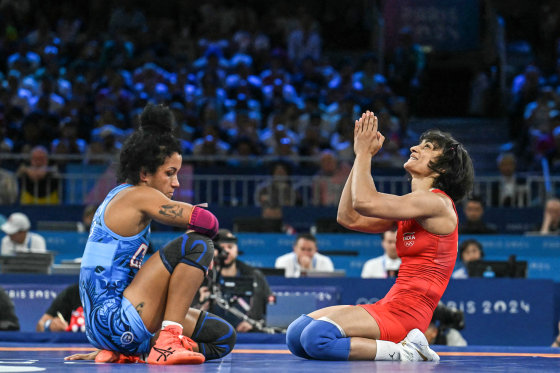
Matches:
[159,232,214,274]
[192,311,236,360]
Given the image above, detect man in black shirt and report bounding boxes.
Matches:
[0,286,19,331]
[459,196,497,234]
[196,229,273,332]
[36,283,82,332]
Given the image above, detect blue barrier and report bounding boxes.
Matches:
[0,205,545,234]
[266,277,559,346]
[1,274,557,346]
[17,232,560,281]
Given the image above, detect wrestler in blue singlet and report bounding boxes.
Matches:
[79,184,153,355]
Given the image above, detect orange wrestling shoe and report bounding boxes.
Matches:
[94,349,143,363]
[146,325,205,365]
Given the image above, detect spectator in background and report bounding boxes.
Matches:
[361,229,400,279]
[312,150,351,206]
[491,153,528,207]
[0,212,47,255]
[77,204,97,233]
[36,283,82,332]
[459,196,497,234]
[275,233,334,277]
[0,286,19,331]
[51,119,87,157]
[196,229,272,332]
[452,239,485,279]
[388,26,425,113]
[16,145,60,205]
[85,125,122,163]
[255,162,300,208]
[0,160,18,204]
[539,197,560,234]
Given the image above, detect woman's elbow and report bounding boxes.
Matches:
[336,212,353,229]
[352,199,370,216]
[336,214,347,227]
[337,212,361,230]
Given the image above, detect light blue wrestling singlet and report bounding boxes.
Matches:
[79,184,153,355]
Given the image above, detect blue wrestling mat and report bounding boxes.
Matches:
[0,337,559,372]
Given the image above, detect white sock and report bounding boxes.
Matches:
[161,320,183,330]
[375,340,401,361]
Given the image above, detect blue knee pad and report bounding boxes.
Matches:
[192,311,236,360]
[159,232,214,274]
[300,319,350,361]
[286,315,313,359]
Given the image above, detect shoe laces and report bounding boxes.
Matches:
[178,335,197,351]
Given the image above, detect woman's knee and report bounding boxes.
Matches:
[286,314,313,359]
[300,318,350,360]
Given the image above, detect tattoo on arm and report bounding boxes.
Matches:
[135,302,145,316]
[159,204,184,219]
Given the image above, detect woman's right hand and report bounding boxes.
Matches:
[353,111,385,157]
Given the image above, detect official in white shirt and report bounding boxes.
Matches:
[1,212,46,255]
[361,230,401,278]
[275,233,334,277]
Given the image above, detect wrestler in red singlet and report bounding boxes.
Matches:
[285,111,474,362]
[359,189,458,342]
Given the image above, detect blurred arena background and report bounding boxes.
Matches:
[0,0,559,352]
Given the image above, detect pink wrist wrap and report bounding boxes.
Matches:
[188,206,219,238]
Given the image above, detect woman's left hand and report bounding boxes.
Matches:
[353,111,385,157]
[64,349,100,360]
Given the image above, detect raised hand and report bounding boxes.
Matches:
[353,111,385,157]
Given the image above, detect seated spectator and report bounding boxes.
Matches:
[77,204,97,233]
[36,283,83,332]
[452,239,484,279]
[195,229,272,332]
[51,119,87,157]
[0,285,20,330]
[361,229,400,279]
[275,233,334,277]
[0,160,18,205]
[491,153,528,207]
[1,212,47,255]
[85,124,123,163]
[312,150,351,206]
[539,197,560,234]
[16,145,60,204]
[255,161,300,207]
[459,196,497,234]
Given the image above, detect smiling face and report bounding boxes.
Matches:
[404,140,443,179]
[142,152,182,199]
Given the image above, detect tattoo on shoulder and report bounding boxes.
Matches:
[135,302,145,315]
[159,204,184,219]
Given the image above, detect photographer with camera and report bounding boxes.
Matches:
[424,302,467,346]
[195,229,274,333]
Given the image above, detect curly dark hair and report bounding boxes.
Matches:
[458,239,484,261]
[419,129,474,203]
[117,104,181,184]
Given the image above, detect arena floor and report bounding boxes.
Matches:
[0,343,559,372]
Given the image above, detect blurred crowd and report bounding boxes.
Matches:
[0,0,558,212]
[0,0,416,175]
[507,60,560,173]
